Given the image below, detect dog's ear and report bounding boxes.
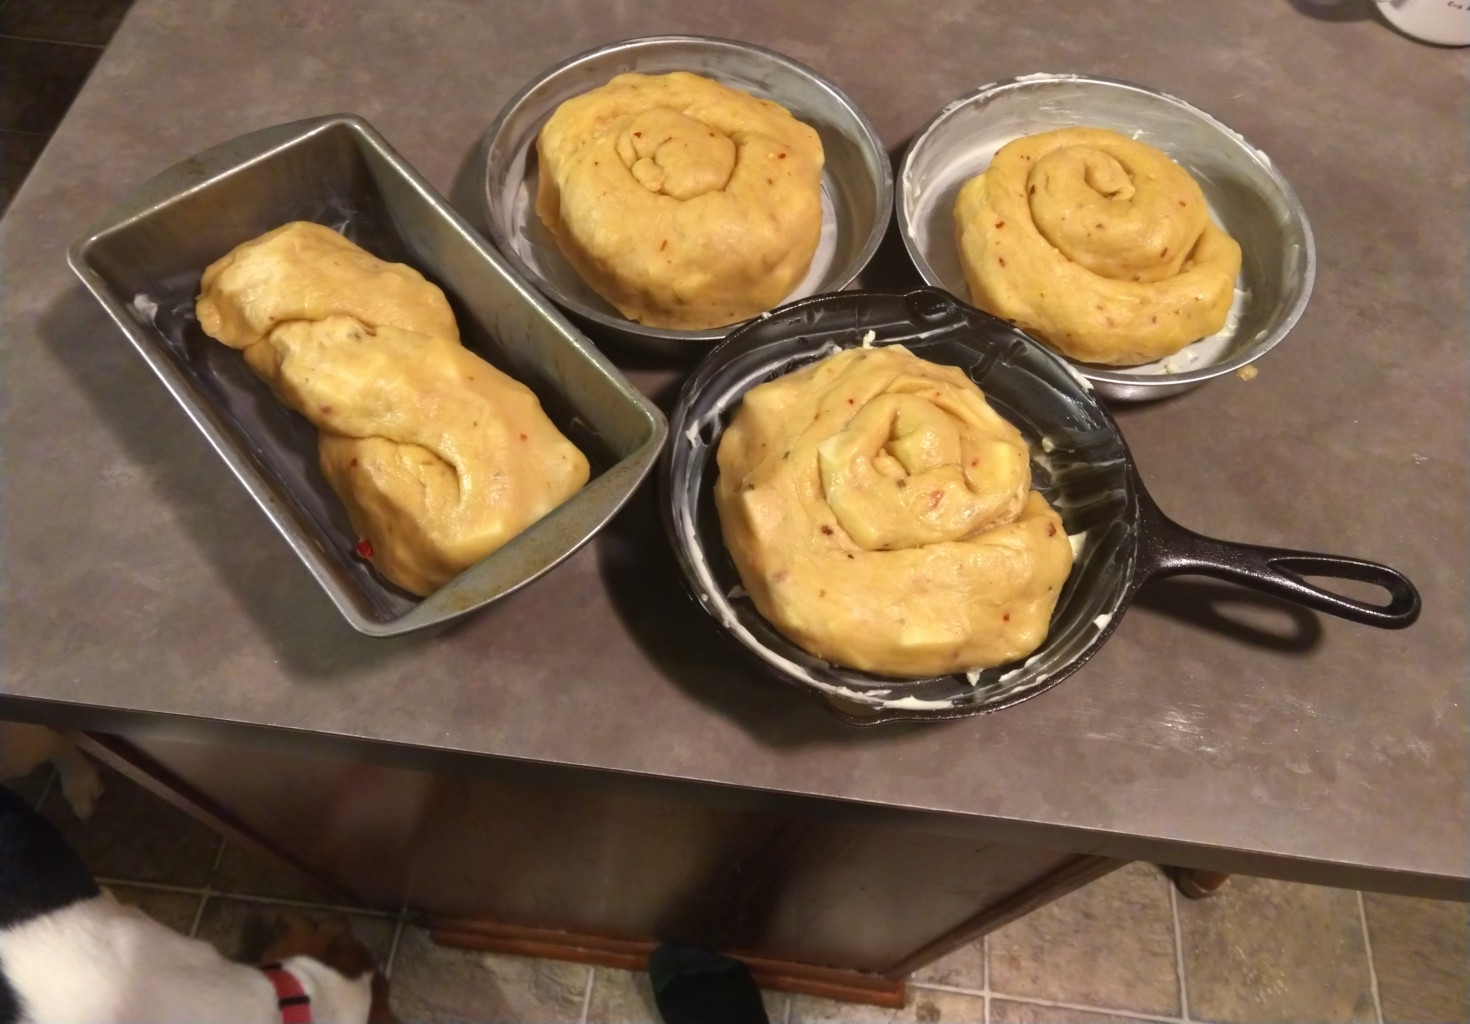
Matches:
[260,913,380,982]
[259,910,316,959]
[318,918,378,981]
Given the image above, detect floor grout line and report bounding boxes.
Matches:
[97,877,209,896]
[0,32,108,49]
[382,911,407,980]
[1169,876,1192,1021]
[93,876,398,919]
[577,964,594,1024]
[184,837,223,938]
[983,931,991,1024]
[983,930,991,995]
[983,992,1190,1023]
[187,892,211,938]
[1357,890,1385,1024]
[31,765,57,810]
[207,835,227,877]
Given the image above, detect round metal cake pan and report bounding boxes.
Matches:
[662,288,1418,725]
[896,73,1316,401]
[482,35,893,359]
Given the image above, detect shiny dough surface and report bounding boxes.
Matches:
[714,345,1073,677]
[955,127,1242,366]
[197,221,589,596]
[536,71,824,330]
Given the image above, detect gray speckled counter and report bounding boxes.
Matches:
[2,0,1465,899]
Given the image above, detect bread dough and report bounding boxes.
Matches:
[197,221,460,349]
[197,222,589,596]
[714,345,1073,677]
[536,71,825,330]
[955,127,1242,366]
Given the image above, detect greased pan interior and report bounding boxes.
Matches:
[662,289,1420,724]
[69,115,667,637]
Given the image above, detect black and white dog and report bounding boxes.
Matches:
[0,784,388,1023]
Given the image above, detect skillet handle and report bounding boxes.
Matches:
[1136,491,1421,629]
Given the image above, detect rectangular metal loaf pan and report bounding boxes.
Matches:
[68,114,667,636]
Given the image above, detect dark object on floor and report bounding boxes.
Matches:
[649,944,769,1024]
[1171,866,1233,899]
[0,783,100,929]
[0,783,103,1024]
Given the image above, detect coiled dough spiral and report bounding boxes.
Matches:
[197,222,589,596]
[536,71,825,330]
[714,345,1074,677]
[955,127,1242,366]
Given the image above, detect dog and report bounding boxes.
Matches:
[0,723,105,820]
[0,783,392,1023]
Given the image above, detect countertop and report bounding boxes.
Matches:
[2,0,1465,897]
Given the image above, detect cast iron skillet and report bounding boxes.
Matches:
[661,288,1420,725]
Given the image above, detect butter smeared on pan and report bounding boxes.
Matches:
[714,344,1073,678]
[955,127,1242,366]
[197,222,589,596]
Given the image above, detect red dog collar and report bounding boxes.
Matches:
[258,962,313,1024]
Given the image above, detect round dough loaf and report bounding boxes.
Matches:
[536,71,825,330]
[714,344,1074,678]
[955,127,1242,366]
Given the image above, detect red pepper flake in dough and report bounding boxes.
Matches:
[778,152,787,159]
[995,221,1005,229]
[1003,612,1011,622]
[519,433,528,441]
[660,239,668,251]
[998,257,1007,267]
[929,490,943,508]
[1047,523,1057,536]
[820,524,835,535]
[355,539,374,559]
[349,457,358,468]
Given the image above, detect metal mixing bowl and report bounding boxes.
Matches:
[482,35,892,358]
[896,73,1315,401]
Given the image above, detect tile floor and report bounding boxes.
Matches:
[3,2,1467,1021]
[0,0,136,213]
[5,759,1467,1023]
